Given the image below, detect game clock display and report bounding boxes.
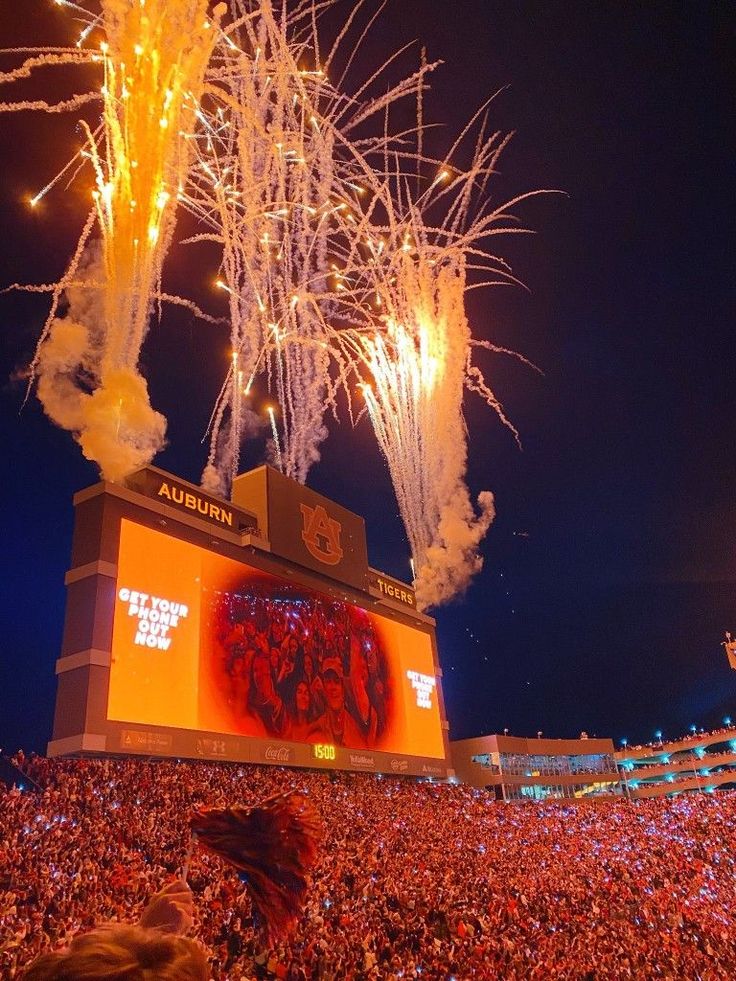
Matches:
[312,743,337,761]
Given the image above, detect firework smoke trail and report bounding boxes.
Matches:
[189,0,440,495]
[334,121,554,610]
[354,251,496,611]
[188,0,332,492]
[1,1,225,481]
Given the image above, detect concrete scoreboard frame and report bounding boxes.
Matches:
[49,465,451,779]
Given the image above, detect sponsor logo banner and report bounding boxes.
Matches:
[196,737,228,757]
[421,763,444,776]
[121,730,173,752]
[390,758,409,772]
[262,744,293,763]
[349,753,376,769]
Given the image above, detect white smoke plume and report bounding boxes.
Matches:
[37,324,166,483]
[36,319,90,434]
[35,244,167,482]
[201,403,267,496]
[416,488,495,609]
[76,368,166,483]
[201,461,227,498]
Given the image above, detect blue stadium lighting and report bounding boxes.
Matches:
[725,717,732,726]
[695,747,706,759]
[654,730,662,740]
[621,738,628,746]
[730,741,736,752]
[690,724,697,733]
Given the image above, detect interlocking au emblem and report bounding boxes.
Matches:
[300,503,344,565]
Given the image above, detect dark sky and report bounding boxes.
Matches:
[1,1,735,754]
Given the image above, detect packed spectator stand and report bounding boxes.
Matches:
[1,754,735,979]
[617,721,736,799]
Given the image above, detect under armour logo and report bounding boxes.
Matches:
[300,503,343,565]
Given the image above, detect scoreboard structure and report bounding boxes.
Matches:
[49,465,450,778]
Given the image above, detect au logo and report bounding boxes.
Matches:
[300,503,343,566]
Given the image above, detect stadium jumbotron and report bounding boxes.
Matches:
[50,465,450,779]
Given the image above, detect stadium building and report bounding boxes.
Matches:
[450,733,622,800]
[49,465,451,779]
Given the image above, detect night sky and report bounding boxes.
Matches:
[1,2,735,755]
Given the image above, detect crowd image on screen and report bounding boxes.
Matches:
[1,754,735,980]
[206,583,391,749]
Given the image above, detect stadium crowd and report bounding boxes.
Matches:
[622,721,736,753]
[1,754,735,979]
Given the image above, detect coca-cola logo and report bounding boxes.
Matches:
[264,745,292,762]
[390,758,409,772]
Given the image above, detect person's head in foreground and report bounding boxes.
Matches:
[22,924,208,981]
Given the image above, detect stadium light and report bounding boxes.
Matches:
[654,730,662,741]
[724,716,732,726]
[621,738,628,746]
[689,724,697,733]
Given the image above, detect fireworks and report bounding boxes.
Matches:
[188,0,441,495]
[3,1,551,608]
[323,105,552,608]
[3,0,224,480]
[187,0,337,492]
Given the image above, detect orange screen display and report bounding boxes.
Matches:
[108,519,445,759]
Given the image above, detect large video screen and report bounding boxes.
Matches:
[107,519,445,759]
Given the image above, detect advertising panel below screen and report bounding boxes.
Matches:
[108,520,445,760]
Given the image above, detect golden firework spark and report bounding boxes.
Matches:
[1,0,225,481]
